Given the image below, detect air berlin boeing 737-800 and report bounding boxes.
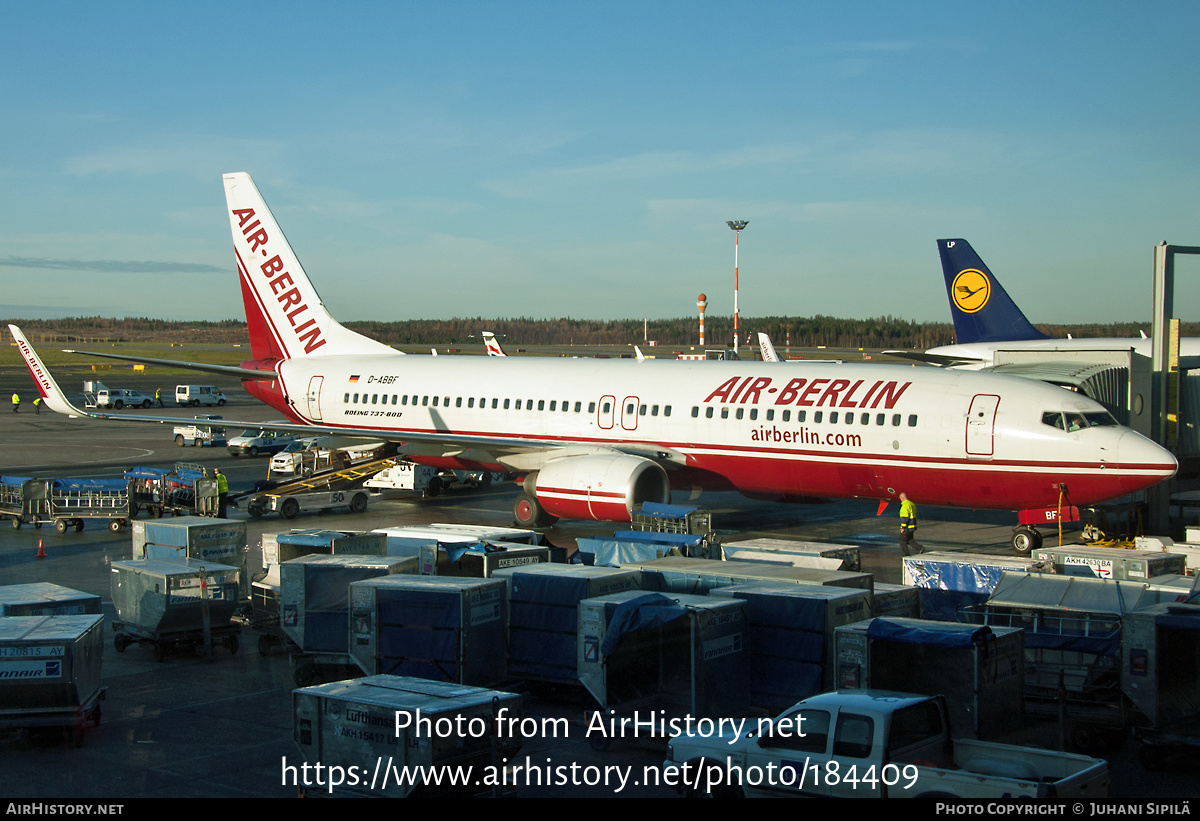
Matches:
[10,173,1177,534]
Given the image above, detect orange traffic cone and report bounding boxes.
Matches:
[36,539,45,559]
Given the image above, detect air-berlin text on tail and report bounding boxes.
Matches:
[703,376,911,409]
[232,207,326,354]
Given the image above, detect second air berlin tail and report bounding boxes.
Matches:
[937,238,1049,344]
[223,172,396,361]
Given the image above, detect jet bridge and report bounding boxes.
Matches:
[987,348,1153,433]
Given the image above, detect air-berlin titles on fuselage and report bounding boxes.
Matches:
[703,375,911,409]
[233,207,327,354]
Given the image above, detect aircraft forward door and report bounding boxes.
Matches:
[966,394,1000,457]
[306,376,324,421]
[598,395,615,430]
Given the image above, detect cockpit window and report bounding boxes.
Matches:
[1043,410,1119,431]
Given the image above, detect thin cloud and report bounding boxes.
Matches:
[0,256,227,275]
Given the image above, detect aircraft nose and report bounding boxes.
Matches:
[1117,430,1177,491]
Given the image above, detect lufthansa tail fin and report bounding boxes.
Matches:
[223,173,397,361]
[937,239,1049,344]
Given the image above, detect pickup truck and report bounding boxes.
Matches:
[172,415,227,447]
[663,691,1109,799]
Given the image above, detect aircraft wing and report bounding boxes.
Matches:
[882,349,983,367]
[11,324,687,470]
[61,348,276,380]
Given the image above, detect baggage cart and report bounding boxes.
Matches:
[110,559,242,660]
[959,572,1192,747]
[0,476,49,529]
[0,615,107,747]
[47,477,133,534]
[125,464,219,518]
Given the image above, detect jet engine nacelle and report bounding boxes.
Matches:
[529,453,670,523]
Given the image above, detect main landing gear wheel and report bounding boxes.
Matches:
[1011,525,1042,554]
[513,494,557,528]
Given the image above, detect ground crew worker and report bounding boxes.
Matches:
[33,397,41,415]
[155,388,163,408]
[899,492,923,556]
[11,392,19,413]
[214,468,229,518]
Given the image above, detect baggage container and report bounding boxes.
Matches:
[0,615,106,745]
[293,675,522,798]
[349,576,507,686]
[870,582,921,618]
[709,582,871,713]
[575,535,696,567]
[280,554,416,654]
[577,590,748,734]
[960,572,1186,731]
[1033,546,1187,581]
[0,583,102,616]
[110,559,241,651]
[834,617,1025,740]
[622,556,873,595]
[1122,601,1200,768]
[722,537,863,571]
[491,564,640,684]
[132,517,248,597]
[254,530,389,632]
[902,551,1045,620]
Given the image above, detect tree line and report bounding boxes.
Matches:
[7,315,1195,350]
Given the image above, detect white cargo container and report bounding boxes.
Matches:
[293,675,522,798]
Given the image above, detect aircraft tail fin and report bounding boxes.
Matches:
[223,173,396,361]
[937,239,1049,344]
[757,332,780,362]
[482,331,507,357]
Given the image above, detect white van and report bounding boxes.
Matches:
[176,385,227,407]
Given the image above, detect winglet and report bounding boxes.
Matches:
[8,325,90,417]
[758,332,780,362]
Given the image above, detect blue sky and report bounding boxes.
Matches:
[2,1,1198,326]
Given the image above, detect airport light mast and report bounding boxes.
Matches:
[726,220,748,353]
